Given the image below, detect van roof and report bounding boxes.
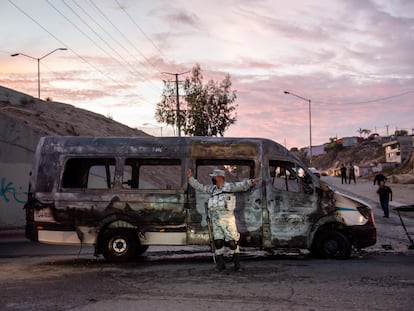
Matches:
[37,135,290,155]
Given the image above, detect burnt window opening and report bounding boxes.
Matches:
[269,160,313,194]
[195,159,254,185]
[61,158,116,189]
[122,158,181,190]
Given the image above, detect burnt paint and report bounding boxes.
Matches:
[26,136,354,251]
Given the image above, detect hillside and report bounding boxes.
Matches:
[309,139,414,184]
[0,85,149,137]
[312,139,385,171]
[1,85,412,184]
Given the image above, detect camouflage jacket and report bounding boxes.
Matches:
[189,177,253,212]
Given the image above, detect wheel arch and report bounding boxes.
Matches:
[310,221,353,259]
[95,214,139,255]
[309,215,351,246]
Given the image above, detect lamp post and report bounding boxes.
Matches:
[284,91,313,166]
[11,48,67,99]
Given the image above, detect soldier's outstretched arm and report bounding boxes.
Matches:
[187,169,215,194]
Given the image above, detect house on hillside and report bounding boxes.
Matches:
[311,144,327,156]
[353,163,395,177]
[382,135,414,163]
[337,136,364,147]
[354,165,372,177]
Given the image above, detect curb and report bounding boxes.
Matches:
[0,228,27,243]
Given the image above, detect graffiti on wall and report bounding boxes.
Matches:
[1,177,27,205]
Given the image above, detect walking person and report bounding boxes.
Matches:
[187,168,260,271]
[340,164,347,184]
[348,164,356,184]
[376,180,392,218]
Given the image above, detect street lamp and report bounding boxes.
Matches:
[284,91,313,166]
[11,48,67,99]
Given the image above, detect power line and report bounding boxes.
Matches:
[89,0,166,78]
[7,0,152,104]
[113,0,169,76]
[48,0,159,92]
[87,0,165,80]
[315,90,414,106]
[72,0,161,82]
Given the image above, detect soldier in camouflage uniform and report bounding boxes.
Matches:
[187,168,260,271]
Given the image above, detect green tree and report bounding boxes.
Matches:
[156,64,237,136]
[156,82,181,132]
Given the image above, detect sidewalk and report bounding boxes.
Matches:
[0,227,26,243]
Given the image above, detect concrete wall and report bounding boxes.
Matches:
[0,114,41,228]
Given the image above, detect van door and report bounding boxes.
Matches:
[190,160,262,247]
[121,158,187,245]
[267,160,318,248]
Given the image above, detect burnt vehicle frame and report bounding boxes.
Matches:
[25,136,376,262]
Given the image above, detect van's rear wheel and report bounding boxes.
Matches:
[314,230,351,259]
[102,229,137,263]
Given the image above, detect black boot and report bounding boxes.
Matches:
[215,255,225,272]
[233,253,241,271]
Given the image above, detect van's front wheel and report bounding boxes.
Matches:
[314,230,352,259]
[102,229,138,263]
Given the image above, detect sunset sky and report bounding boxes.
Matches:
[1,0,413,149]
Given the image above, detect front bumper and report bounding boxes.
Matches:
[349,223,376,249]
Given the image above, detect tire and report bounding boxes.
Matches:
[314,230,352,259]
[102,229,138,263]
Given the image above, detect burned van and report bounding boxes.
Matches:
[25,136,376,262]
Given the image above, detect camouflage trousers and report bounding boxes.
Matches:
[211,211,240,255]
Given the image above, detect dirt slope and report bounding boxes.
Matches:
[0,85,149,137]
[311,140,385,171]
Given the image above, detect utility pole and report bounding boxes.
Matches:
[163,70,190,136]
[284,91,313,166]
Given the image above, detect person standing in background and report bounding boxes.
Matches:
[348,164,356,184]
[340,164,347,184]
[377,180,392,218]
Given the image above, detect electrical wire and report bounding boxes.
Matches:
[48,0,159,91]
[314,90,414,106]
[113,0,169,77]
[72,0,161,81]
[89,0,167,79]
[8,0,152,103]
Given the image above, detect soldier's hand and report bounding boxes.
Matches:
[251,178,261,186]
[187,169,193,178]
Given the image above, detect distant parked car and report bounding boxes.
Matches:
[309,167,321,178]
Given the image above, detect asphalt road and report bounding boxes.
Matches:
[1,244,413,311]
[1,175,414,310]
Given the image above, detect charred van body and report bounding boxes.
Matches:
[25,136,376,262]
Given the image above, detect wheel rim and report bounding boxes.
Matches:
[112,237,128,255]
